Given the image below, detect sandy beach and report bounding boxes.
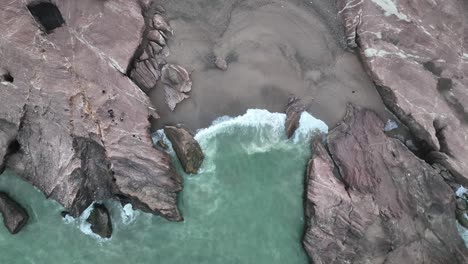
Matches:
[150,0,389,130]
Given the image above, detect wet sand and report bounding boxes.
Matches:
[150,0,389,130]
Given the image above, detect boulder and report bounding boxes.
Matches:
[303,106,468,263]
[164,126,204,174]
[0,192,28,234]
[0,0,182,221]
[86,204,112,239]
[284,96,306,138]
[161,64,192,111]
[338,0,468,185]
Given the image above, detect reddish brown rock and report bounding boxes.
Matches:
[303,106,468,263]
[161,64,192,111]
[164,126,204,174]
[128,3,192,111]
[0,0,182,221]
[284,96,306,139]
[338,0,468,185]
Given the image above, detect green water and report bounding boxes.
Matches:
[0,109,327,264]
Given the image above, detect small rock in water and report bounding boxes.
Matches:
[0,192,29,234]
[284,96,306,138]
[157,139,169,150]
[164,126,204,174]
[86,204,113,239]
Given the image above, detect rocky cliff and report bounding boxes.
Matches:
[303,106,468,263]
[302,0,468,262]
[338,0,468,185]
[0,0,182,221]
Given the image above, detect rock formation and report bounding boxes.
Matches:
[0,0,182,221]
[0,192,29,234]
[164,126,204,174]
[161,64,192,111]
[303,106,468,263]
[338,0,468,185]
[86,204,112,239]
[284,96,306,139]
[129,3,192,111]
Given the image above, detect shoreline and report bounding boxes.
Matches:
[149,0,390,131]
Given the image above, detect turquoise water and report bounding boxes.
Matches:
[0,109,327,264]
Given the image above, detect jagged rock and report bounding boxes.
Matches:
[303,106,468,263]
[164,126,204,174]
[147,30,166,46]
[86,204,112,239]
[148,41,163,56]
[161,64,192,111]
[129,9,175,93]
[0,192,28,234]
[284,96,306,138]
[338,0,468,185]
[152,14,173,36]
[0,0,182,221]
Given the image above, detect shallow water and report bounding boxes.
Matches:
[0,109,327,264]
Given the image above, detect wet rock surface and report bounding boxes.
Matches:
[86,204,112,239]
[284,96,307,139]
[338,0,468,185]
[0,192,29,234]
[164,126,204,174]
[0,0,182,221]
[303,106,468,263]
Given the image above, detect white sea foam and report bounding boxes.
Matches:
[121,203,139,225]
[194,109,328,144]
[457,186,467,197]
[62,202,111,242]
[152,108,328,175]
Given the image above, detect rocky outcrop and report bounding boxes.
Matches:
[284,96,306,139]
[338,0,468,185]
[161,64,192,111]
[0,0,182,221]
[86,204,112,239]
[129,3,192,111]
[0,192,28,234]
[164,126,204,174]
[303,106,468,263]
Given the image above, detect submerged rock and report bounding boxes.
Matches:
[284,96,306,139]
[164,126,204,174]
[86,204,112,239]
[338,0,468,185]
[0,0,182,221]
[303,106,468,263]
[0,192,28,234]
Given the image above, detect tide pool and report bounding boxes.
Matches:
[0,109,327,264]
